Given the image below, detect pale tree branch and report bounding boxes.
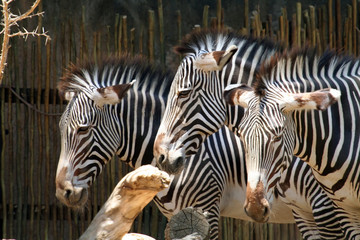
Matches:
[10,0,41,23]
[0,0,51,85]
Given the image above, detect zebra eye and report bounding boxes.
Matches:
[272,135,282,142]
[177,90,191,98]
[77,126,90,134]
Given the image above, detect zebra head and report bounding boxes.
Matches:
[55,61,135,208]
[154,45,238,174]
[223,61,341,222]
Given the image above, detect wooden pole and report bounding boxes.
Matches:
[202,5,209,29]
[353,0,357,54]
[336,0,342,49]
[79,165,170,240]
[158,0,165,66]
[328,0,334,48]
[148,10,155,63]
[244,0,249,35]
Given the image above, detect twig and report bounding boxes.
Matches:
[0,0,51,85]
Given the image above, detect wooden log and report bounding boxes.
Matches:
[165,207,210,240]
[79,165,170,240]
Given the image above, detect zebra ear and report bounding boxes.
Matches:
[92,80,136,107]
[223,84,254,108]
[280,88,341,112]
[63,91,76,101]
[194,45,238,72]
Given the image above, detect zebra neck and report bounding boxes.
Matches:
[116,90,167,168]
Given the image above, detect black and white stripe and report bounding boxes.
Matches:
[246,48,360,239]
[155,31,344,239]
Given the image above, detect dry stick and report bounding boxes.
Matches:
[148,10,155,63]
[79,165,170,240]
[0,0,12,85]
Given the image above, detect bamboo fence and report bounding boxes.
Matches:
[1,0,359,239]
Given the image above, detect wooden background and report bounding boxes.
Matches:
[1,0,358,239]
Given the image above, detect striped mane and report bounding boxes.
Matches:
[174,29,281,56]
[254,47,357,96]
[57,55,173,99]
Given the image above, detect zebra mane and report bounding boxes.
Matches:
[254,47,357,96]
[174,29,281,56]
[57,54,173,99]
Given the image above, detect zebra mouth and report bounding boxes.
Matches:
[157,155,185,175]
[56,186,88,209]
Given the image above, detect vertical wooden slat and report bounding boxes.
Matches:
[309,5,316,46]
[336,0,342,49]
[114,14,120,54]
[202,5,209,29]
[51,35,59,240]
[43,41,51,240]
[81,6,88,61]
[36,20,44,238]
[244,0,249,34]
[13,38,23,240]
[328,0,334,48]
[216,0,221,30]
[118,17,123,56]
[353,0,357,54]
[158,0,165,66]
[296,3,302,47]
[130,28,135,55]
[148,10,155,63]
[122,16,128,52]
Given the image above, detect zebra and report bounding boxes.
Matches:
[223,48,360,239]
[55,55,297,239]
[153,30,344,239]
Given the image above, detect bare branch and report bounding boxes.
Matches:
[0,0,50,85]
[11,0,41,23]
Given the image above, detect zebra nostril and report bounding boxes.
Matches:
[64,189,72,199]
[263,205,269,217]
[158,154,166,164]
